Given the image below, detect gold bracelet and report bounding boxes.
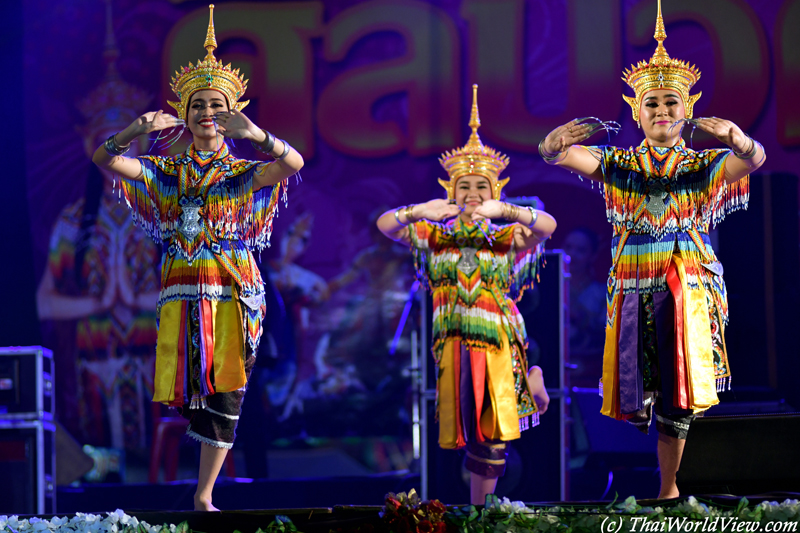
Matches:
[502,202,520,221]
[404,204,417,223]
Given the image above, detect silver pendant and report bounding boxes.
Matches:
[178,197,204,240]
[646,181,669,216]
[457,247,479,276]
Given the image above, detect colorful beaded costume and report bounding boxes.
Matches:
[588,1,750,421]
[121,5,286,410]
[409,86,543,458]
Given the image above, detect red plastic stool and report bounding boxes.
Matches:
[148,403,236,483]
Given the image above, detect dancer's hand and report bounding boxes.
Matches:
[527,365,549,415]
[212,110,261,141]
[98,256,119,313]
[137,110,184,135]
[414,199,462,222]
[117,247,137,309]
[690,117,750,153]
[471,199,506,221]
[542,118,612,155]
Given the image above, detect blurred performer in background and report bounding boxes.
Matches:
[267,212,334,422]
[36,0,159,460]
[540,1,764,498]
[91,5,304,510]
[377,85,556,504]
[562,227,607,387]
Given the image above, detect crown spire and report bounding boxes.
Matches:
[621,0,702,121]
[168,4,250,121]
[204,4,217,61]
[77,0,151,137]
[650,0,670,66]
[466,84,482,149]
[102,0,120,78]
[437,84,510,201]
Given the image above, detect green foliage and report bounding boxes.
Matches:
[1,495,798,532]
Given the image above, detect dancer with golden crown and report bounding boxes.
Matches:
[377,85,557,504]
[540,1,765,499]
[92,5,304,511]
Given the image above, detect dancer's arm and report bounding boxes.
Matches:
[691,117,766,184]
[376,199,461,245]
[539,119,607,182]
[212,110,304,190]
[471,200,557,251]
[92,110,183,181]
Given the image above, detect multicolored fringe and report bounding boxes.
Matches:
[599,140,749,237]
[121,144,285,355]
[410,219,543,355]
[716,376,732,392]
[596,140,747,325]
[410,218,545,442]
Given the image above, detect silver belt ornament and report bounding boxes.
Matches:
[457,247,479,276]
[178,195,204,240]
[646,181,669,216]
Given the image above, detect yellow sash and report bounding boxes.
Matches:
[600,254,718,418]
[153,298,246,404]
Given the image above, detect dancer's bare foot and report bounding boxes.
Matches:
[657,487,680,499]
[527,366,549,414]
[194,494,220,512]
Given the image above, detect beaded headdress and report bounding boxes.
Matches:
[168,4,249,121]
[622,0,702,121]
[77,0,150,140]
[438,85,510,201]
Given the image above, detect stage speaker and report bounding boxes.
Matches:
[676,413,800,495]
[0,419,56,514]
[423,251,568,504]
[717,172,800,409]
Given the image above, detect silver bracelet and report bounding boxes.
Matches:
[732,136,758,160]
[274,139,292,161]
[526,206,538,229]
[251,129,275,154]
[538,139,565,163]
[394,207,408,226]
[104,134,130,156]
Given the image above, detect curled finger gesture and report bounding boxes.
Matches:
[139,110,184,134]
[415,199,461,222]
[212,109,260,140]
[471,199,504,221]
[541,117,620,156]
[691,117,750,153]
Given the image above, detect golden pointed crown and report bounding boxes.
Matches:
[168,4,249,121]
[438,85,510,201]
[77,0,150,139]
[622,0,702,121]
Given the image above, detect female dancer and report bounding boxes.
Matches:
[37,6,159,456]
[92,5,304,510]
[378,85,557,504]
[539,1,764,498]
